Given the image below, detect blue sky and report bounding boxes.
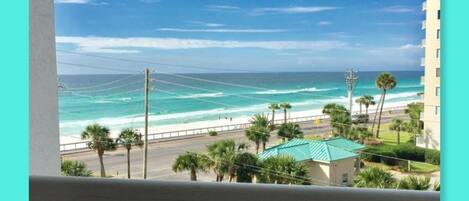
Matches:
[55,0,424,74]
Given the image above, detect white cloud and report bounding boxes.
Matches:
[251,6,339,15]
[189,21,225,27]
[379,6,414,13]
[55,0,90,4]
[317,21,331,26]
[157,28,289,33]
[206,5,240,12]
[399,44,421,49]
[56,36,348,53]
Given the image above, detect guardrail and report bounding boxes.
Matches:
[30,176,439,201]
[60,106,407,153]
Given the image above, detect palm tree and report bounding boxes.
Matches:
[349,127,373,143]
[206,140,247,182]
[234,152,258,183]
[61,160,93,177]
[250,113,270,128]
[258,155,309,185]
[172,152,210,181]
[389,118,405,145]
[268,103,280,127]
[371,72,397,138]
[362,95,376,116]
[322,103,347,115]
[81,123,116,177]
[280,103,292,123]
[355,97,366,114]
[245,125,270,153]
[116,128,143,179]
[354,167,396,188]
[277,123,303,142]
[330,111,352,137]
[397,176,431,190]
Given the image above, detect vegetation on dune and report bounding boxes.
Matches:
[61,160,93,177]
[116,128,143,179]
[81,123,116,177]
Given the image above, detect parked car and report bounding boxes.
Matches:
[352,114,369,124]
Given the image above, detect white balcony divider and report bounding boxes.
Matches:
[30,176,439,201]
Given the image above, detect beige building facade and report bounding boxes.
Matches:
[418,0,440,150]
[306,158,356,186]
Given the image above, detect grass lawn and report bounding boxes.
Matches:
[363,123,440,174]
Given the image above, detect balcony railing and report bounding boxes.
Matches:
[422,1,427,11]
[422,20,426,30]
[30,176,439,201]
[421,58,425,67]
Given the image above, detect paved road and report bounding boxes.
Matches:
[63,110,408,181]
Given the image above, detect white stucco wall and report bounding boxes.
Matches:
[306,161,330,185]
[29,0,60,176]
[329,158,356,186]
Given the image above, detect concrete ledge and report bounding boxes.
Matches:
[30,176,439,201]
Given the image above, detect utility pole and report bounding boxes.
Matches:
[345,69,359,117]
[142,68,150,179]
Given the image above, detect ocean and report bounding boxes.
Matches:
[58,71,423,141]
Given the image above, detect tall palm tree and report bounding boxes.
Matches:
[349,127,373,143]
[355,97,366,114]
[280,103,292,123]
[81,123,116,177]
[172,152,210,181]
[397,176,431,190]
[245,125,270,153]
[371,72,397,138]
[389,118,405,145]
[268,103,280,127]
[354,167,396,188]
[277,123,303,142]
[116,128,143,179]
[362,95,376,116]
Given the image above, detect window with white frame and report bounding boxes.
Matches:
[436,87,440,96]
[436,48,440,58]
[435,106,440,116]
[437,29,440,39]
[436,68,440,77]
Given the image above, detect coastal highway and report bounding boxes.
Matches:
[63,110,408,181]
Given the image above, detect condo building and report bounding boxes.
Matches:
[418,0,440,150]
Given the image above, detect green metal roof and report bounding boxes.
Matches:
[259,138,360,163]
[323,137,366,152]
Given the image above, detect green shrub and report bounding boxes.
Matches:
[208,131,218,136]
[379,151,398,166]
[425,150,440,165]
[392,144,426,162]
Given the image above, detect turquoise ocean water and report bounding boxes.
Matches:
[59,71,423,137]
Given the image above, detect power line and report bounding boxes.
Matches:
[57,49,266,73]
[58,61,141,74]
[62,79,143,94]
[64,73,143,91]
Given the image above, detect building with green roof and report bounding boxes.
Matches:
[259,137,365,186]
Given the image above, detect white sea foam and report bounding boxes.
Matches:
[254,87,337,95]
[176,92,224,99]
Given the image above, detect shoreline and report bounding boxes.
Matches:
[60,100,417,144]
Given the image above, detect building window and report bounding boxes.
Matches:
[438,10,440,20]
[436,49,440,58]
[436,87,440,96]
[436,68,440,77]
[342,173,348,184]
[437,29,440,39]
[435,106,440,116]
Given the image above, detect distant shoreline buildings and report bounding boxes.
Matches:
[418,0,440,150]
